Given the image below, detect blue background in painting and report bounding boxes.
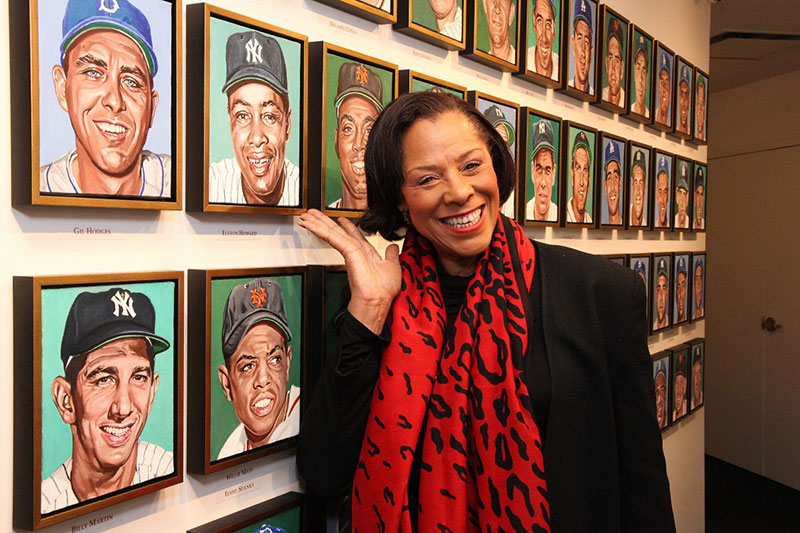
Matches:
[600,137,625,225]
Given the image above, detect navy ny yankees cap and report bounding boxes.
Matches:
[223,31,288,96]
[222,278,292,359]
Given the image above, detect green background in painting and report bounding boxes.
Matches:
[477,0,519,58]
[694,163,707,219]
[324,53,395,207]
[412,0,464,37]
[600,13,627,93]
[208,17,303,172]
[411,78,462,97]
[631,29,652,109]
[674,160,691,217]
[525,115,560,205]
[526,0,561,64]
[209,274,303,462]
[232,505,301,533]
[40,280,177,480]
[565,126,595,218]
[324,271,349,360]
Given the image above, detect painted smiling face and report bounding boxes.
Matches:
[335,94,379,210]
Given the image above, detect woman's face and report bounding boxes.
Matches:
[399,111,500,276]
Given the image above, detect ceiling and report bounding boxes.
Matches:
[710,0,800,92]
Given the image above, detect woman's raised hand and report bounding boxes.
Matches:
[299,209,401,333]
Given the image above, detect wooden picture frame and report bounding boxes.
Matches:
[690,252,706,322]
[521,107,562,227]
[651,253,672,334]
[670,343,691,424]
[313,0,398,24]
[692,161,707,232]
[594,5,628,114]
[516,0,564,88]
[625,25,654,124]
[558,0,598,102]
[652,41,675,132]
[469,91,521,221]
[399,69,468,99]
[187,267,309,475]
[651,349,671,431]
[10,0,183,210]
[688,338,705,412]
[628,253,652,326]
[652,149,674,232]
[626,141,652,230]
[461,0,522,72]
[693,68,709,145]
[13,272,184,530]
[396,0,466,51]
[186,4,308,214]
[597,131,626,229]
[673,156,693,232]
[309,42,398,218]
[188,491,309,532]
[673,56,694,140]
[672,252,691,327]
[561,121,597,227]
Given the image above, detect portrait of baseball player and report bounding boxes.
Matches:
[212,276,302,461]
[654,46,673,127]
[653,152,672,230]
[628,147,649,227]
[676,61,693,136]
[629,255,650,316]
[478,100,517,218]
[674,160,691,229]
[410,77,463,98]
[526,0,561,81]
[478,0,518,63]
[673,254,689,325]
[567,0,596,96]
[693,164,706,230]
[526,116,560,222]
[695,72,708,142]
[653,356,669,430]
[39,0,173,199]
[690,344,704,410]
[600,137,625,226]
[692,254,705,320]
[652,256,670,331]
[600,14,626,108]
[566,127,594,224]
[629,31,651,119]
[671,348,688,422]
[324,56,392,210]
[207,20,303,208]
[40,283,176,515]
[412,0,464,41]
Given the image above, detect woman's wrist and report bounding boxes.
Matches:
[348,297,392,334]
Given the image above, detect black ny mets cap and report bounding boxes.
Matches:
[222,278,292,358]
[223,31,288,95]
[60,288,170,371]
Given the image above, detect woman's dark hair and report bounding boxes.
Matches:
[359,92,517,241]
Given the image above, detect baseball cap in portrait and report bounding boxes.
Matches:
[573,0,593,31]
[604,140,620,168]
[223,31,289,95]
[531,120,555,161]
[222,278,292,358]
[483,105,515,146]
[335,62,384,114]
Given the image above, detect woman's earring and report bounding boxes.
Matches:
[401,210,411,225]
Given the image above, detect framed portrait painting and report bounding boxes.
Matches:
[626,141,651,230]
[399,69,467,99]
[10,0,183,210]
[396,0,466,50]
[309,42,398,218]
[313,0,397,24]
[597,131,626,229]
[652,42,674,132]
[559,0,597,102]
[626,25,653,124]
[673,56,694,140]
[187,268,307,475]
[522,108,562,226]
[673,156,692,231]
[517,0,563,88]
[629,253,651,325]
[688,338,705,412]
[462,0,522,71]
[186,4,308,214]
[562,121,597,227]
[672,252,690,326]
[692,161,707,231]
[652,150,673,231]
[693,68,709,144]
[651,253,672,334]
[691,253,706,322]
[603,254,626,266]
[188,491,309,532]
[670,344,690,424]
[13,272,183,530]
[594,6,628,114]
[651,350,671,431]
[469,91,520,220]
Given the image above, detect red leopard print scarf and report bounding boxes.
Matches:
[352,215,549,532]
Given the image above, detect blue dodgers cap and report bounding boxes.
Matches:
[60,0,158,76]
[604,140,621,170]
[679,63,691,87]
[694,257,703,271]
[654,357,667,378]
[633,259,646,276]
[657,155,669,176]
[658,49,672,75]
[676,255,687,276]
[573,0,593,32]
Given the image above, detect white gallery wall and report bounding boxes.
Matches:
[0,0,708,531]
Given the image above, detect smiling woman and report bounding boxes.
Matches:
[297,91,675,532]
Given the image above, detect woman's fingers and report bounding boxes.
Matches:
[299,210,361,255]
